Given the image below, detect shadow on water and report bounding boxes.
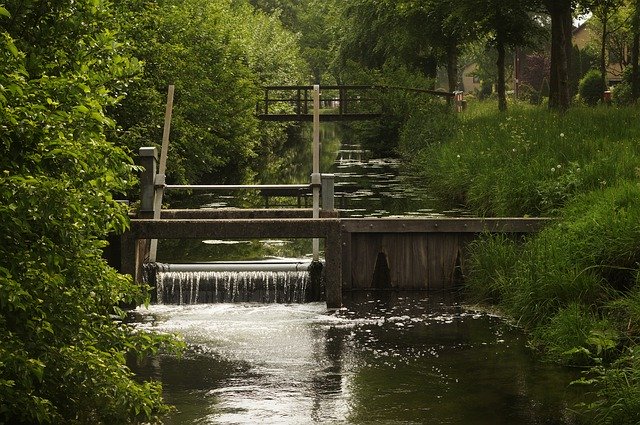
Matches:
[131,294,584,424]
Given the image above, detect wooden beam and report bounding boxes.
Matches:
[340,218,552,234]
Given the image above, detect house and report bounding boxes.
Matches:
[572,20,627,84]
[461,62,482,93]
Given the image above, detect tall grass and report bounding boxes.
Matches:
[404,102,640,216]
[406,101,640,423]
[465,182,640,423]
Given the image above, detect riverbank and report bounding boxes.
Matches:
[403,101,640,423]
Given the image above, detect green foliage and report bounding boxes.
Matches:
[341,65,452,156]
[579,69,607,106]
[465,234,521,304]
[407,102,640,215]
[573,346,640,424]
[465,181,640,420]
[112,0,307,185]
[531,304,617,365]
[0,6,180,423]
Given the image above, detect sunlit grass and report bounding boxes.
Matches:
[408,101,640,216]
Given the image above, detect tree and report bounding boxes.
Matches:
[545,0,573,111]
[0,2,179,422]
[457,0,544,111]
[632,0,640,101]
[582,0,626,100]
[112,0,307,185]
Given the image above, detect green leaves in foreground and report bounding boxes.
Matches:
[0,12,180,424]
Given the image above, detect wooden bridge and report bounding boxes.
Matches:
[256,85,457,121]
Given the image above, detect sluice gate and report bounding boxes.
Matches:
[119,215,549,308]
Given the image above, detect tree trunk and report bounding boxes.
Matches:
[496,34,507,111]
[600,15,608,101]
[546,0,572,111]
[632,2,640,102]
[446,41,459,92]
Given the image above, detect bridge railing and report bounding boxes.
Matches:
[257,85,381,120]
[256,84,458,121]
[138,147,337,214]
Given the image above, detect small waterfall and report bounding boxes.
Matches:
[145,263,317,304]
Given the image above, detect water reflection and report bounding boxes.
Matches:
[132,296,582,424]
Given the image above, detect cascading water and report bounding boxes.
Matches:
[145,263,314,305]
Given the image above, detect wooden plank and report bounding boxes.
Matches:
[341,218,552,234]
[160,209,339,220]
[341,227,352,290]
[129,218,340,240]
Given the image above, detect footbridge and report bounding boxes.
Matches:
[256,85,460,121]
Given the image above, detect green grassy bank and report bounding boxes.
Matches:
[403,101,640,423]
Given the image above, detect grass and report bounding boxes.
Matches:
[404,100,640,424]
[404,101,640,216]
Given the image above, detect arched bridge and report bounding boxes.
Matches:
[256,85,457,122]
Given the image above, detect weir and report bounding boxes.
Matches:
[149,267,312,305]
[112,85,545,308]
[143,260,320,305]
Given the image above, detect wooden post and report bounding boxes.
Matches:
[149,85,175,262]
[321,174,335,212]
[264,88,269,115]
[325,220,342,308]
[312,85,321,261]
[139,147,158,218]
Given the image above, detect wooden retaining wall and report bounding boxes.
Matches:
[340,218,550,292]
[118,214,551,308]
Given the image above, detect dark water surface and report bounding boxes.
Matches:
[133,295,582,424]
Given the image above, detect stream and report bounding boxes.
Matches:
[133,124,585,424]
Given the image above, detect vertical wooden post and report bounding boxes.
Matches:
[138,147,158,218]
[312,85,321,261]
[321,174,335,212]
[264,88,269,115]
[325,220,343,308]
[149,85,175,262]
[296,88,301,116]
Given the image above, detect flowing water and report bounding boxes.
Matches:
[154,269,310,304]
[133,295,582,424]
[134,124,586,424]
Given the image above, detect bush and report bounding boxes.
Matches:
[579,69,606,106]
[613,82,633,106]
[0,7,180,423]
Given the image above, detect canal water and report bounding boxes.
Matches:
[134,124,585,424]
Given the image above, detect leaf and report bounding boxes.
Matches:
[0,7,10,18]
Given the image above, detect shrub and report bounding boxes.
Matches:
[613,82,633,106]
[0,8,180,423]
[579,69,606,106]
